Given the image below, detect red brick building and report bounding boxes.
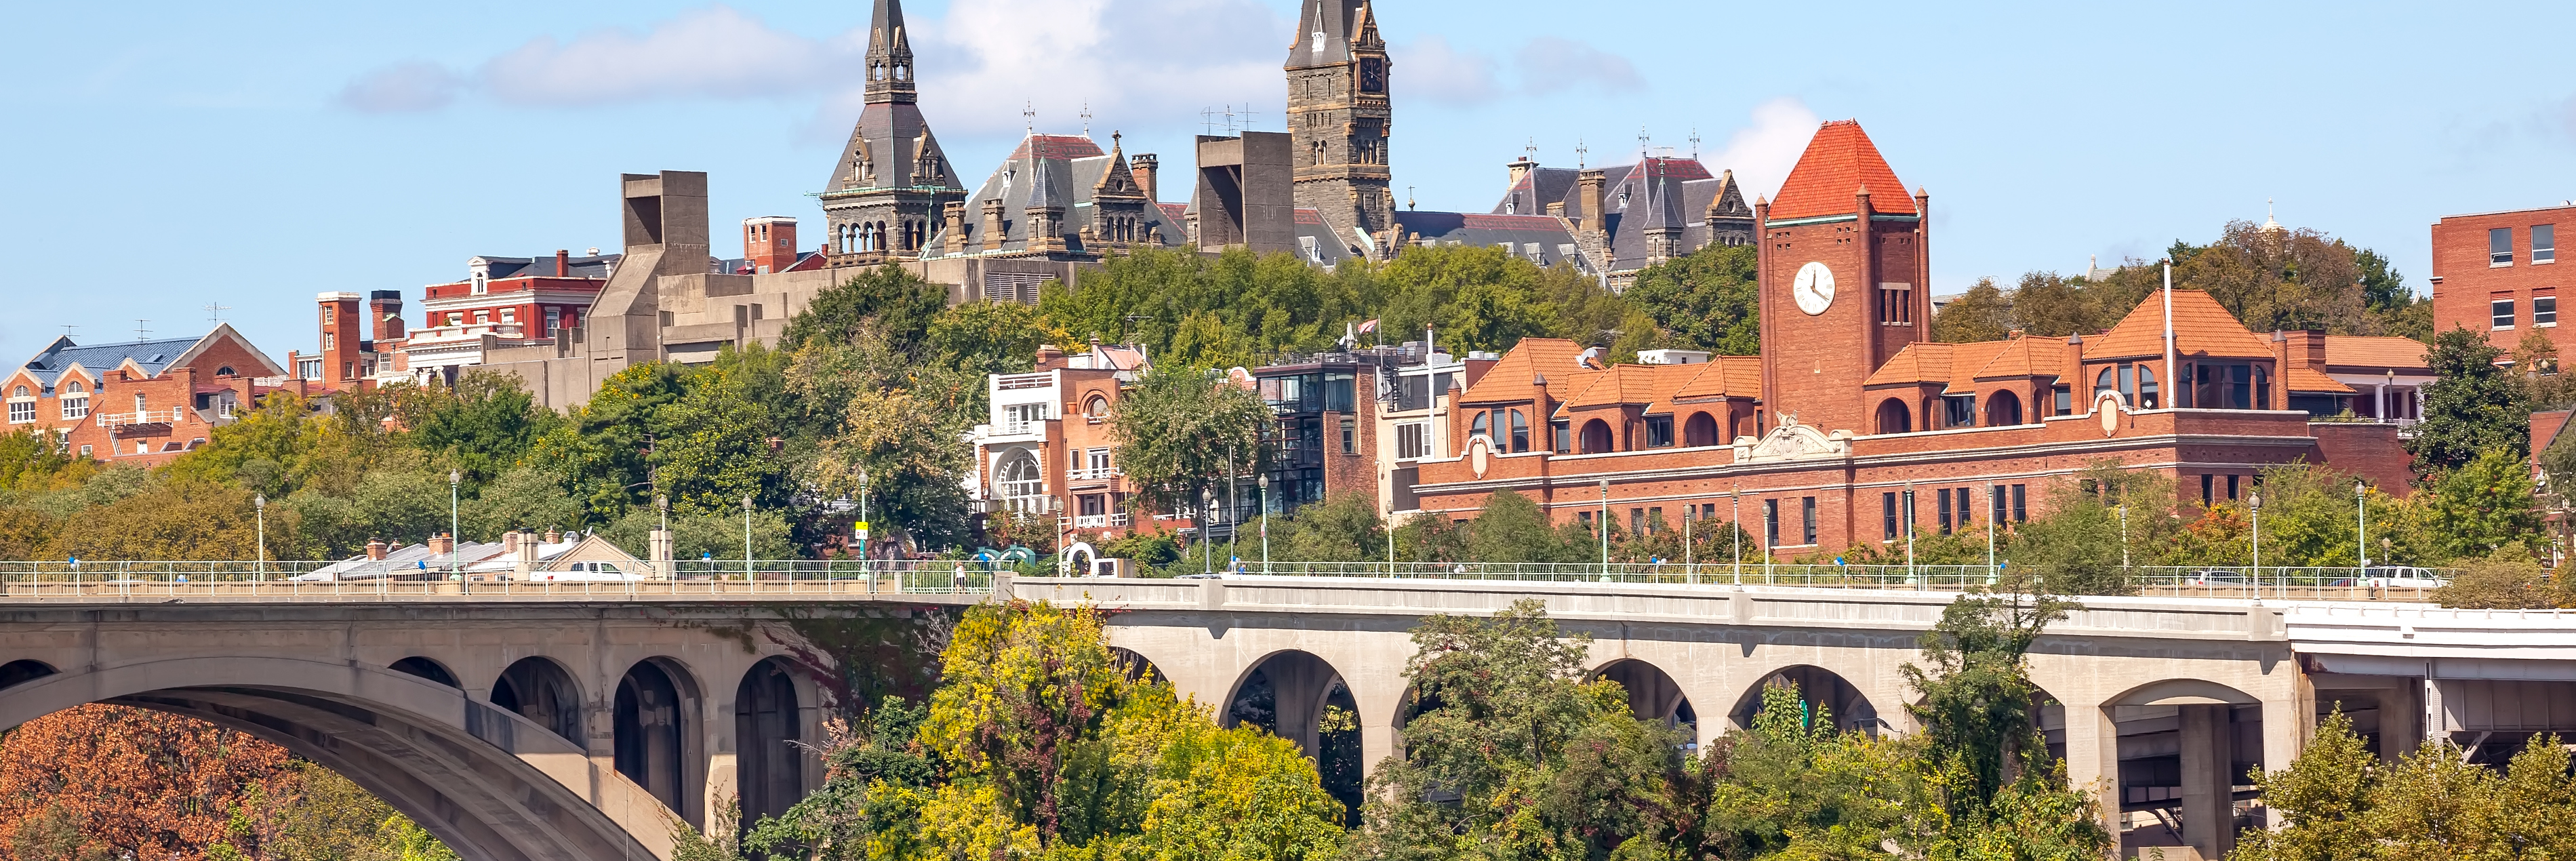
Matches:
[3,326,287,466]
[2430,203,2570,356]
[1408,120,2415,557]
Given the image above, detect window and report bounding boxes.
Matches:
[1937,488,1953,534]
[1340,417,1357,454]
[2539,224,2558,264]
[500,308,517,323]
[472,274,489,295]
[2493,227,2516,266]
[1630,508,1645,536]
[1883,492,1899,540]
[325,332,336,351]
[1763,500,1779,546]
[133,393,146,414]
[1397,422,1428,459]
[5,398,29,424]
[1579,510,1594,530]
[1943,395,1977,428]
[1088,449,1111,473]
[2201,474,2215,506]
[60,381,87,420]
[2011,484,2028,522]
[1507,409,1529,452]
[1003,403,1045,433]
[1800,497,1817,545]
[1079,494,1104,517]
[997,451,1044,511]
[1879,283,1914,324]
[2539,295,2559,327]
[1552,420,1570,453]
[2228,474,2241,501]
[322,306,336,324]
[2495,298,2517,329]
[1469,410,1490,440]
[77,444,90,458]
[546,307,563,332]
[1990,485,2007,527]
[1645,416,1674,447]
[2052,382,2071,416]
[2135,365,2159,409]
[447,312,464,327]
[474,311,491,325]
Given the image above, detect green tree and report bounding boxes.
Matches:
[2421,448,2541,559]
[1108,365,1270,525]
[528,361,688,518]
[1933,278,2015,343]
[1623,243,1760,355]
[1347,599,1685,860]
[392,370,559,486]
[782,265,951,353]
[461,464,586,539]
[2230,710,2377,861]
[1374,245,1567,355]
[2429,545,2565,609]
[1277,493,1387,563]
[1464,489,1571,564]
[2005,466,2181,595]
[1898,582,2107,861]
[2406,327,2527,477]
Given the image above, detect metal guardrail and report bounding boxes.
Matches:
[0,560,1003,601]
[1179,561,2457,600]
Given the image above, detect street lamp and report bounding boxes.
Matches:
[742,494,755,581]
[1202,487,1216,575]
[2249,489,2264,597]
[254,493,266,584]
[448,469,461,586]
[1257,474,1271,574]
[2355,479,2369,572]
[1598,478,1611,581]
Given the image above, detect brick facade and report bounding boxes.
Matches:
[2430,203,2572,357]
[3,326,289,467]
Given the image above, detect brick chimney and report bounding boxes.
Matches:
[501,529,521,555]
[368,290,405,342]
[944,201,970,254]
[365,538,387,561]
[555,249,571,277]
[543,528,563,544]
[426,533,453,555]
[743,217,797,274]
[1130,153,1159,202]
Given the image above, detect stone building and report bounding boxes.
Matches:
[1287,0,1398,259]
[818,0,965,266]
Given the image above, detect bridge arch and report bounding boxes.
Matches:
[392,656,460,688]
[1,658,56,689]
[1224,649,1363,822]
[1728,664,1884,736]
[733,657,803,829]
[492,656,582,744]
[614,657,703,826]
[1108,646,1165,683]
[0,655,672,861]
[1591,658,1697,733]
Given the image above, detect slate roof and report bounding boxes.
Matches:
[1285,0,1373,68]
[12,325,282,393]
[1392,211,1579,266]
[937,134,1189,255]
[1489,158,1749,273]
[2321,336,2430,371]
[2085,290,2274,361]
[1767,120,1917,221]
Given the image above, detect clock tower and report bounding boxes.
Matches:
[1287,0,1396,258]
[1755,119,1931,435]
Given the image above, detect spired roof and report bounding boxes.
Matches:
[2085,289,2274,361]
[1765,120,1916,221]
[1285,0,1378,68]
[1456,338,1594,405]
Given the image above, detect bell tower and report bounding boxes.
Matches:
[818,0,964,264]
[1286,0,1395,259]
[1754,119,1931,435]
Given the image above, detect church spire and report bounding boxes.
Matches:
[865,0,916,105]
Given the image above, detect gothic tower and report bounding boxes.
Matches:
[1286,0,1395,259]
[1754,120,1931,436]
[820,0,964,263]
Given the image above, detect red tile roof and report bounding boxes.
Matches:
[1862,342,1954,388]
[1969,335,2057,381]
[2085,289,2273,361]
[1765,120,1917,221]
[1672,356,1763,401]
[2322,336,2430,371]
[1563,363,1704,414]
[2283,365,2355,395]
[1457,338,1595,405]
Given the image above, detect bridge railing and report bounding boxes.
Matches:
[0,559,1004,601]
[1182,561,2454,601]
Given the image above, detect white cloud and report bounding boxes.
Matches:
[477,7,855,106]
[902,0,1286,138]
[1398,35,1500,105]
[336,62,463,113]
[1706,97,1823,201]
[1514,37,1640,94]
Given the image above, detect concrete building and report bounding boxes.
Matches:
[2430,202,2571,355]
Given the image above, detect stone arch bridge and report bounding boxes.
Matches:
[3,578,2568,861]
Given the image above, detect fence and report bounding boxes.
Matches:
[1167,561,2456,601]
[0,559,1003,601]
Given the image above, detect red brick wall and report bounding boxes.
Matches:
[2431,205,2574,354]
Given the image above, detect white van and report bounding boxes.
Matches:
[532,561,647,582]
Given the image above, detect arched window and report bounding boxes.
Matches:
[1579,418,1614,454]
[2094,367,2116,399]
[1469,410,1490,440]
[1683,412,1720,446]
[997,451,1045,513]
[1083,395,1109,422]
[1508,409,1531,452]
[1985,391,2024,426]
[1875,398,1912,434]
[9,386,23,398]
[2135,365,2159,409]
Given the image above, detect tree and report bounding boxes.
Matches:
[1108,365,1270,524]
[1898,584,2107,861]
[1347,599,1685,860]
[1277,492,1387,563]
[1373,245,1566,355]
[2406,326,2527,477]
[1624,243,1760,355]
[1464,489,1571,564]
[1934,278,2015,343]
[781,265,950,354]
[2422,448,2541,559]
[2004,464,2181,595]
[462,464,586,539]
[2230,710,2377,861]
[392,370,559,486]
[2429,545,2564,609]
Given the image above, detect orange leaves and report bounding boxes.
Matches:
[0,704,293,858]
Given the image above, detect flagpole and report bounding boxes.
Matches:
[2162,260,2176,407]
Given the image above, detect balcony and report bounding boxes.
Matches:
[1073,515,1108,529]
[97,409,192,433]
[1068,466,1123,481]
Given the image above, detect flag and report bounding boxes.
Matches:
[1356,318,1379,334]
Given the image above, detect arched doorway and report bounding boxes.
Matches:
[1595,659,1697,736]
[1579,418,1614,454]
[1729,666,1882,736]
[1683,412,1721,447]
[613,659,692,818]
[734,658,802,830]
[491,657,581,743]
[1986,391,2024,426]
[1226,651,1362,822]
[1876,398,1912,434]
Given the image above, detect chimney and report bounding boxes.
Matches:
[1130,153,1159,202]
[317,292,364,384]
[981,198,1007,252]
[555,249,570,277]
[427,533,453,556]
[368,290,405,342]
[543,528,563,544]
[1575,169,1606,237]
[944,201,969,254]
[365,538,387,561]
[1035,344,1067,369]
[517,530,540,576]
[501,529,521,555]
[1507,155,1537,195]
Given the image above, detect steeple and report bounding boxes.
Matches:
[864,0,916,106]
[1285,0,1394,258]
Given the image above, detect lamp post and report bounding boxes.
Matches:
[1257,474,1270,574]
[2355,479,2369,571]
[1731,485,1742,586]
[2249,490,2264,597]
[1903,484,1916,588]
[1683,503,1695,585]
[254,494,266,584]
[742,494,754,581]
[448,469,461,586]
[1598,478,1611,582]
[856,468,870,588]
[1203,487,1215,575]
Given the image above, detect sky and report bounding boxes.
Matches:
[3,1,2572,361]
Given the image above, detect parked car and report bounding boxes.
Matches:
[2183,569,2249,585]
[531,561,647,582]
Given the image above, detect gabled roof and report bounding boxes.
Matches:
[1670,356,1763,401]
[1970,335,2057,380]
[1766,120,1916,221]
[1561,363,1697,413]
[1392,211,1578,266]
[12,324,281,393]
[2086,289,2274,361]
[2322,335,2430,371]
[1861,342,1955,388]
[1456,338,1594,405]
[2284,365,2356,395]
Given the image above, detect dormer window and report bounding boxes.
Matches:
[471,274,488,296]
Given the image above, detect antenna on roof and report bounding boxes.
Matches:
[1200,106,1217,135]
[1575,138,1588,169]
[203,302,232,323]
[1689,127,1701,159]
[1080,100,1092,138]
[134,319,150,342]
[1525,138,1537,163]
[59,324,77,338]
[1023,100,1036,136]
[1407,186,1416,212]
[1239,105,1260,131]
[1638,125,1651,159]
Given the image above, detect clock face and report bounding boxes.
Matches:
[1792,261,1836,315]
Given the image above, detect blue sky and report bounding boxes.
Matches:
[3,1,2571,361]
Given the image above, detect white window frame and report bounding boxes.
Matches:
[2538,295,2559,327]
[2494,298,2518,330]
[2537,224,2557,264]
[6,399,32,424]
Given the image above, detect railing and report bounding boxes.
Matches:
[96,409,190,429]
[1182,561,2458,599]
[0,559,1003,601]
[1068,466,1122,481]
[1073,515,1109,528]
[995,374,1052,391]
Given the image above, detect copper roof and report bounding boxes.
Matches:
[2086,289,2274,361]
